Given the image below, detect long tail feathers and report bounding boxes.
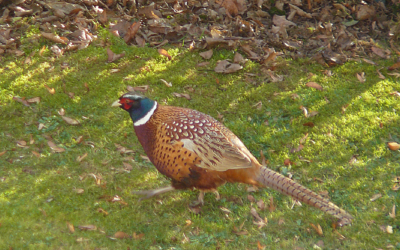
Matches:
[256,166,353,226]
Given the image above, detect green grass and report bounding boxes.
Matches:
[0,31,399,249]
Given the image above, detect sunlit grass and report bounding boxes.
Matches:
[0,29,399,249]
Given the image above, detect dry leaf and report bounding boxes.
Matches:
[26,97,41,104]
[310,223,323,236]
[387,73,400,78]
[233,52,245,64]
[388,62,400,71]
[41,32,67,44]
[75,188,84,194]
[257,241,266,250]
[257,200,265,210]
[199,49,213,59]
[67,222,75,233]
[133,232,145,240]
[124,22,141,43]
[114,231,130,239]
[160,79,172,87]
[172,92,191,100]
[32,151,41,158]
[197,62,210,67]
[376,69,385,79]
[371,47,388,59]
[158,49,171,60]
[362,58,376,65]
[386,225,393,234]
[13,96,30,107]
[388,142,400,151]
[47,140,65,153]
[356,72,366,83]
[214,60,242,74]
[126,85,149,92]
[303,122,315,127]
[370,193,382,201]
[107,48,125,63]
[78,225,97,231]
[77,153,88,162]
[306,82,323,90]
[389,205,396,218]
[16,140,27,147]
[44,84,55,94]
[0,151,6,157]
[62,116,80,125]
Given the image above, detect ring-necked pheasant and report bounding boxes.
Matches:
[112,92,353,226]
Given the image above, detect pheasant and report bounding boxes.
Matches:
[112,92,353,226]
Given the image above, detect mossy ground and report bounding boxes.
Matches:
[0,30,399,249]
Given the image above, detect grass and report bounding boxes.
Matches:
[0,30,399,249]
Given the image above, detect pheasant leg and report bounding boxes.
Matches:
[132,185,175,201]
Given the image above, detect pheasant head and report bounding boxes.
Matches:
[112,92,157,126]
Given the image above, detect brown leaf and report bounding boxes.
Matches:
[44,84,55,95]
[272,15,296,27]
[189,204,202,214]
[371,47,388,59]
[303,122,315,127]
[257,241,266,250]
[107,48,125,63]
[133,232,145,240]
[160,79,172,87]
[84,83,90,93]
[158,49,171,60]
[247,194,255,202]
[115,231,130,239]
[74,188,84,194]
[0,151,6,157]
[16,140,27,148]
[356,5,375,20]
[269,196,276,212]
[62,116,80,125]
[388,62,400,71]
[67,222,75,233]
[388,142,400,151]
[310,223,323,236]
[232,52,244,64]
[389,205,396,219]
[257,200,265,210]
[370,193,382,201]
[26,97,41,104]
[124,22,141,43]
[214,60,242,74]
[13,96,30,107]
[196,62,210,67]
[172,93,191,100]
[41,32,68,44]
[126,85,149,92]
[306,82,323,90]
[376,69,385,80]
[362,58,376,65]
[78,225,97,231]
[77,153,88,162]
[47,140,65,153]
[199,49,213,60]
[356,72,366,83]
[98,207,108,215]
[32,151,41,158]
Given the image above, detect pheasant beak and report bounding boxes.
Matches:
[111,100,122,107]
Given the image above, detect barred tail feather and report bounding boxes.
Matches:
[256,166,353,226]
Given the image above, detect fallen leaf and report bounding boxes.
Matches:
[387,73,400,78]
[306,82,323,90]
[214,60,242,74]
[62,116,80,125]
[388,62,400,71]
[370,193,382,201]
[114,231,130,239]
[196,62,209,67]
[362,58,376,65]
[47,140,65,153]
[257,240,266,250]
[376,69,385,79]
[257,200,265,210]
[189,204,202,214]
[172,92,191,100]
[126,85,149,92]
[124,22,141,43]
[247,194,255,202]
[160,79,172,87]
[233,52,245,64]
[303,122,315,127]
[77,153,88,162]
[67,222,75,233]
[26,97,41,104]
[199,49,213,59]
[0,151,6,157]
[158,49,171,60]
[388,142,400,151]
[13,96,30,106]
[389,205,396,218]
[310,223,323,236]
[78,225,97,231]
[74,188,84,194]
[107,48,125,63]
[16,140,27,147]
[386,225,393,234]
[32,151,41,158]
[371,47,388,59]
[41,32,67,44]
[133,232,145,240]
[44,84,55,94]
[58,108,65,116]
[356,72,366,83]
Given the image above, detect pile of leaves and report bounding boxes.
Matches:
[1,0,400,72]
